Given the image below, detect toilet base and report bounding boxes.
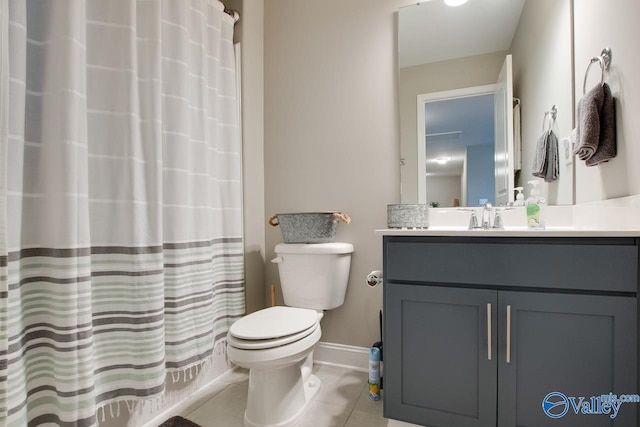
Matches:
[243,354,321,427]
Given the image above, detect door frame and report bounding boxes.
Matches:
[416,84,497,205]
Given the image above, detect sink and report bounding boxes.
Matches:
[501,225,583,231]
[427,225,584,231]
[385,206,593,232]
[378,205,640,237]
[427,225,469,231]
[421,207,582,231]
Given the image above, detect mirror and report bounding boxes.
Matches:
[399,0,574,206]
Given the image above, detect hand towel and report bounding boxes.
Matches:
[545,130,559,182]
[532,130,549,178]
[533,130,559,182]
[573,83,616,165]
[573,84,605,160]
[586,83,616,166]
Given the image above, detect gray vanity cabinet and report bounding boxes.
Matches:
[498,291,636,427]
[383,236,639,427]
[385,283,498,426]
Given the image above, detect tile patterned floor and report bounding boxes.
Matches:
[177,365,388,427]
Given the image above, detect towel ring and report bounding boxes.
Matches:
[583,47,612,95]
[542,105,557,133]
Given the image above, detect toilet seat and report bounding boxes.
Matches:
[228,322,319,350]
[228,306,320,350]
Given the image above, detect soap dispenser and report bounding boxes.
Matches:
[514,187,525,206]
[526,180,546,229]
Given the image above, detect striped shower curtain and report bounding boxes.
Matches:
[0,1,245,425]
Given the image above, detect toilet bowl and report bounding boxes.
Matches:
[227,242,353,427]
[227,306,323,427]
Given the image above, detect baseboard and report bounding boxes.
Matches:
[313,341,370,373]
[387,420,421,427]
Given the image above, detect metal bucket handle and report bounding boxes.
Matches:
[331,212,351,224]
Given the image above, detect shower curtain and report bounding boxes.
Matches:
[0,1,244,425]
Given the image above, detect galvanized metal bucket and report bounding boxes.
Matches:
[268,212,351,243]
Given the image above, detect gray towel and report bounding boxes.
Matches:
[532,130,559,182]
[586,83,616,166]
[573,83,616,165]
[546,130,559,181]
[532,131,548,178]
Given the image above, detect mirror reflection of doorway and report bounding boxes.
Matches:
[425,93,495,207]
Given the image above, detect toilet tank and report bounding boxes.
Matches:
[273,242,353,310]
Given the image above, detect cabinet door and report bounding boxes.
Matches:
[498,291,637,427]
[384,284,497,427]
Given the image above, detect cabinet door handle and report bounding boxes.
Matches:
[487,303,492,361]
[506,304,512,364]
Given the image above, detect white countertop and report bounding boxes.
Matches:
[375,227,640,238]
[377,200,640,237]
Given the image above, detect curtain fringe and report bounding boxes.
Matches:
[214,338,227,356]
[95,340,229,424]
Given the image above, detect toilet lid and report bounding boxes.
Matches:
[229,306,319,341]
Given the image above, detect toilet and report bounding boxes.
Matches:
[227,242,354,427]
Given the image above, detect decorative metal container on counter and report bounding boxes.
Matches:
[387,204,429,229]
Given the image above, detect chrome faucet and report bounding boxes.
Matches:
[481,202,493,229]
[461,204,506,230]
[468,210,479,230]
[457,207,481,230]
[493,210,504,230]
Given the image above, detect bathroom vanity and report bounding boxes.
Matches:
[379,231,639,427]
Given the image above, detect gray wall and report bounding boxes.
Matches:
[573,0,640,202]
[226,0,266,316]
[263,0,409,347]
[426,175,461,208]
[510,0,573,205]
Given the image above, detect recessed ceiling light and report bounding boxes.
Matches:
[435,157,449,165]
[444,0,468,6]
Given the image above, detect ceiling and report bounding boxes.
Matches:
[398,0,526,68]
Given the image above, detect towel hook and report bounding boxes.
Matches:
[542,105,557,133]
[583,47,612,95]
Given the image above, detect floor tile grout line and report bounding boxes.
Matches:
[342,381,369,426]
[184,382,238,421]
[182,369,250,421]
